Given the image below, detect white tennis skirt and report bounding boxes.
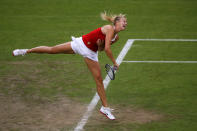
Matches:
[71,36,98,62]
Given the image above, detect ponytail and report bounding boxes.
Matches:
[100,11,126,25]
[100,11,115,23]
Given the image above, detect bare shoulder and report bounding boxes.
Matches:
[101,25,114,35]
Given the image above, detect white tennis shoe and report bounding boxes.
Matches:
[100,106,116,120]
[12,49,28,56]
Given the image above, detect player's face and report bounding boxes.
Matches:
[116,17,127,31]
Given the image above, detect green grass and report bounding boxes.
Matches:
[85,42,197,131]
[0,0,197,130]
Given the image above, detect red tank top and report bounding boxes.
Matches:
[82,27,106,52]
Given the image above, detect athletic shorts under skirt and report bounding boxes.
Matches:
[71,36,98,62]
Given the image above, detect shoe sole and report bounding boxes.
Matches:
[99,111,116,120]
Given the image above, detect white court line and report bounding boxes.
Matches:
[123,61,197,63]
[74,40,135,131]
[123,39,197,64]
[131,39,197,42]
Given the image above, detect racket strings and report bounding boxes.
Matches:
[105,64,115,80]
[108,69,113,78]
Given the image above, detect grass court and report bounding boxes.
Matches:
[0,0,197,130]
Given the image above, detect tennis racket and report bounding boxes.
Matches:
[105,64,117,80]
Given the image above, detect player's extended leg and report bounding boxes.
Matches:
[27,42,74,54]
[84,57,115,120]
[13,42,74,56]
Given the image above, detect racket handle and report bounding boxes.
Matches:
[113,66,118,71]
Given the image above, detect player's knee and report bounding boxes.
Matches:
[95,75,103,83]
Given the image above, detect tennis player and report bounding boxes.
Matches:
[12,12,127,120]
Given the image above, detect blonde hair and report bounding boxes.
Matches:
[100,11,126,25]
